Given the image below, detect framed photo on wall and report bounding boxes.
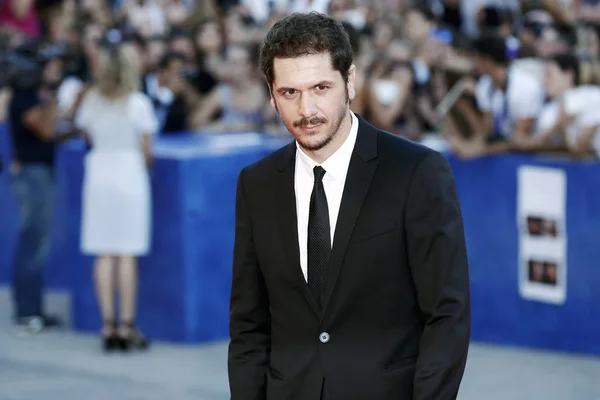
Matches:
[517,166,567,305]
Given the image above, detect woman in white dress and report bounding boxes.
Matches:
[75,35,157,351]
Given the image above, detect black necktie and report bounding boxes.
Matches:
[307,166,330,309]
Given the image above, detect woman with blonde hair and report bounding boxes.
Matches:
[74,30,157,351]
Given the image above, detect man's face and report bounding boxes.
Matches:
[170,37,195,63]
[167,58,183,77]
[225,13,247,45]
[475,53,492,76]
[532,262,544,281]
[196,21,222,53]
[373,23,393,51]
[133,43,148,73]
[224,45,250,81]
[404,10,429,44]
[270,52,355,152]
[43,58,63,86]
[160,58,184,91]
[536,28,568,57]
[83,24,103,54]
[147,40,166,71]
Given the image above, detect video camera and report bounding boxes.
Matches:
[0,35,70,91]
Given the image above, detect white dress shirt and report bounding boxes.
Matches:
[295,112,359,282]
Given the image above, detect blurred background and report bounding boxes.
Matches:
[1,0,600,399]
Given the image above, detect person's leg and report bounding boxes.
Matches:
[10,165,56,327]
[117,255,147,349]
[94,255,116,338]
[117,255,137,326]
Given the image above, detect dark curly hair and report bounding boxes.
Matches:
[549,53,580,86]
[259,12,354,88]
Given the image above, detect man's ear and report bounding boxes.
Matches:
[347,64,357,100]
[269,83,278,111]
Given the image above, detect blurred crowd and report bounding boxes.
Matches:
[2,0,600,158]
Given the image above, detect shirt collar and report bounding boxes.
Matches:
[296,111,359,180]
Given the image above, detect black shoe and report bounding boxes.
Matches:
[101,319,119,352]
[103,335,120,352]
[16,315,63,333]
[118,321,149,352]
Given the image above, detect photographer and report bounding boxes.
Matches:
[7,41,64,332]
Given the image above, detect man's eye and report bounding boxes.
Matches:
[285,90,297,96]
[316,85,328,92]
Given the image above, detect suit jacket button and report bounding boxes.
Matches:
[319,332,330,343]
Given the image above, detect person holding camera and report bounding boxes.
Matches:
[7,45,64,332]
[74,31,157,351]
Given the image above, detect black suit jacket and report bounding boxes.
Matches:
[228,115,470,400]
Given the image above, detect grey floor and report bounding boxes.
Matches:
[1,288,599,400]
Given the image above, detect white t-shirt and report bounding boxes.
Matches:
[534,86,600,155]
[56,76,83,114]
[535,99,560,136]
[475,66,546,138]
[562,85,600,156]
[534,99,566,146]
[512,58,545,83]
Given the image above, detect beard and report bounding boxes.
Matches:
[295,104,346,152]
[276,87,350,152]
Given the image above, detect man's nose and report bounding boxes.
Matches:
[298,92,318,119]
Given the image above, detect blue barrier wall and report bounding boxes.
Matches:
[59,134,288,342]
[448,154,600,356]
[0,124,599,355]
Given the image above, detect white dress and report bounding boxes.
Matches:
[75,90,158,256]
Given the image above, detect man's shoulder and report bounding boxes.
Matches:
[355,114,436,165]
[9,88,40,114]
[240,139,294,181]
[375,128,437,166]
[374,130,454,189]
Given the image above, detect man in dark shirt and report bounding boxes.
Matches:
[8,78,62,332]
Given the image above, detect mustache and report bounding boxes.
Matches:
[293,116,327,128]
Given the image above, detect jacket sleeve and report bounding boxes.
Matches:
[405,151,471,400]
[228,167,271,400]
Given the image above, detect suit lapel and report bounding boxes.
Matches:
[322,116,379,314]
[276,142,321,317]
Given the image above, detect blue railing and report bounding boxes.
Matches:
[0,123,598,356]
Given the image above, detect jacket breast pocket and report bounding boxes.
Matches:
[268,367,284,380]
[266,367,286,400]
[381,356,417,373]
[350,219,397,244]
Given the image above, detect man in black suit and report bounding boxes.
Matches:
[228,12,470,400]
